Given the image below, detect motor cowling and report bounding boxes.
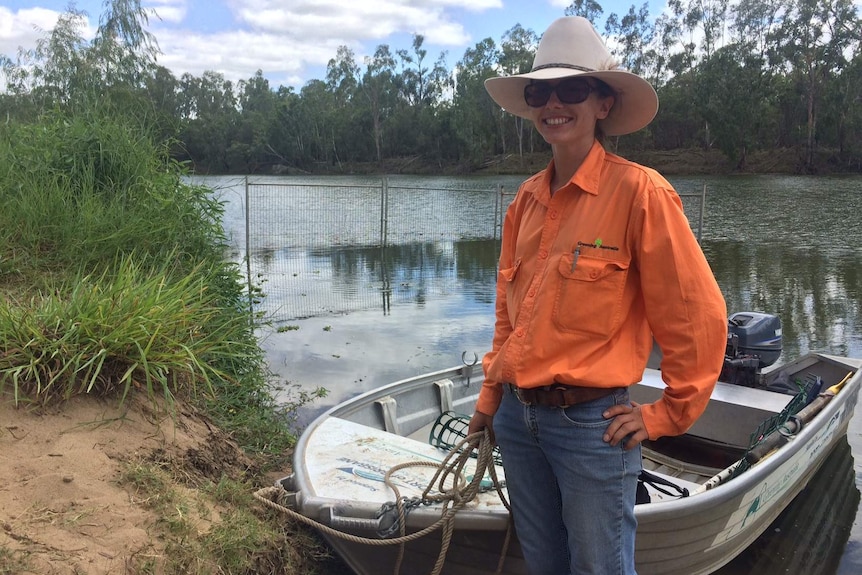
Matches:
[726,312,783,367]
[720,312,783,386]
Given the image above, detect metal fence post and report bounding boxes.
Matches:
[495,185,503,242]
[380,177,389,249]
[245,175,253,321]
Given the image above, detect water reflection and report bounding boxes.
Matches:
[708,240,862,359]
[255,233,862,361]
[255,239,499,320]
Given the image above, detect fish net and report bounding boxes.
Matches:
[730,374,818,478]
[428,411,503,466]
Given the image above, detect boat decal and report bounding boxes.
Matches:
[335,457,441,495]
[804,409,841,463]
[715,405,845,544]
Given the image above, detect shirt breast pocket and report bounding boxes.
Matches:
[553,254,629,337]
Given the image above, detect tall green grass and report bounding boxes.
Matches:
[0,110,224,278]
[0,256,243,404]
[0,109,303,457]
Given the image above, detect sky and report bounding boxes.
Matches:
[0,0,661,90]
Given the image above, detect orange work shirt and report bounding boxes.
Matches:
[478,141,728,440]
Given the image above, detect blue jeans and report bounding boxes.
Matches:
[494,387,641,575]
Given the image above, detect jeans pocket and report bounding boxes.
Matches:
[558,391,630,427]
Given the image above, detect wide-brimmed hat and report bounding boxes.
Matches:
[484,16,658,136]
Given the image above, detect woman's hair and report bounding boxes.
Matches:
[590,77,616,142]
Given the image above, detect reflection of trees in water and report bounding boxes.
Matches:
[258,239,500,320]
[707,239,862,359]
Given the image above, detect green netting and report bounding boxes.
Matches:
[428,411,503,466]
[730,374,821,479]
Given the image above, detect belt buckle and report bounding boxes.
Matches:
[550,385,571,408]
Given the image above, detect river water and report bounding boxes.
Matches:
[198,172,862,574]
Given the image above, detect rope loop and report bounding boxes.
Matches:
[253,427,513,575]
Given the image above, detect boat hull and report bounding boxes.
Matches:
[282,353,861,575]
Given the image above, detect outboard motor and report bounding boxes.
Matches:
[720,312,783,387]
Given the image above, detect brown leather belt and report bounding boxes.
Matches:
[507,383,621,408]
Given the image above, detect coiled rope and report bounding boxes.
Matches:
[253,429,512,575]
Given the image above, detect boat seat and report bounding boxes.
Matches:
[643,433,746,470]
[632,370,795,447]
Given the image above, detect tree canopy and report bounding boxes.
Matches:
[2,0,860,174]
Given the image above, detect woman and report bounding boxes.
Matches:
[468,16,728,575]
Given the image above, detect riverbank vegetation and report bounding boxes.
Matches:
[3,0,859,176]
[0,2,334,573]
[0,112,340,574]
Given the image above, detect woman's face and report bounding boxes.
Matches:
[525,77,614,149]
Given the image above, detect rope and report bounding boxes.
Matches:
[253,429,512,575]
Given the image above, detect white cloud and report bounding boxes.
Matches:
[225,0,503,45]
[1,0,507,89]
[145,0,188,24]
[146,0,505,86]
[155,28,337,84]
[0,7,62,57]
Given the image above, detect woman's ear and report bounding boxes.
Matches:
[596,95,615,120]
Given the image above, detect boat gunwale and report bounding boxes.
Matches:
[290,353,861,528]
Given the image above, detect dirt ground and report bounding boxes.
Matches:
[0,392,260,575]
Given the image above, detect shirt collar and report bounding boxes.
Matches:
[570,140,606,196]
[539,140,606,200]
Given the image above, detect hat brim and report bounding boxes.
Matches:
[484,68,658,137]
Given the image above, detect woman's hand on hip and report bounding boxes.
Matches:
[602,402,648,451]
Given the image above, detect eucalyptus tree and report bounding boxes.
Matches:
[696,43,771,168]
[396,35,436,107]
[564,0,605,22]
[725,0,785,163]
[298,79,342,166]
[605,3,654,77]
[390,35,451,161]
[176,71,239,172]
[325,46,362,165]
[268,85,308,170]
[497,25,539,159]
[232,70,277,172]
[143,65,181,143]
[771,0,860,170]
[824,50,862,161]
[603,3,658,152]
[685,0,730,61]
[361,45,397,162]
[683,0,731,150]
[452,37,501,163]
[651,1,685,87]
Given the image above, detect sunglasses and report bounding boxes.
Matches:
[524,77,595,108]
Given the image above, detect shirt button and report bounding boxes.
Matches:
[538,250,548,259]
[516,329,525,338]
[504,370,513,379]
[528,290,536,298]
[590,270,599,278]
[549,210,558,219]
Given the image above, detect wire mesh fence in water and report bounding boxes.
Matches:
[236,177,705,322]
